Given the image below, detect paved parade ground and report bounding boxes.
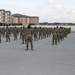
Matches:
[0,30,75,75]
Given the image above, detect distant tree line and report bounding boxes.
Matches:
[39,22,75,26]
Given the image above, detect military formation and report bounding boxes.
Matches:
[0,25,71,50]
[52,26,71,45]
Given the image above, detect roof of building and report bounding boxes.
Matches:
[12,13,39,18]
[0,9,5,11]
[29,16,39,18]
[6,11,11,13]
[0,9,11,13]
[12,13,29,17]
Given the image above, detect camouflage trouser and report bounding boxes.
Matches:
[14,34,17,40]
[39,34,42,40]
[26,37,33,50]
[60,35,63,41]
[57,35,60,43]
[6,35,10,42]
[20,33,22,39]
[2,33,5,37]
[22,36,26,44]
[52,36,57,45]
[34,34,38,41]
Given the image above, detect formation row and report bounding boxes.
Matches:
[0,25,71,50]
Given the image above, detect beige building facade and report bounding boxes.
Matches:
[29,17,39,25]
[12,14,39,25]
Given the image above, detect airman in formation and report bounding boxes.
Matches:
[5,30,10,42]
[21,26,26,44]
[13,26,18,40]
[25,25,33,50]
[33,27,38,41]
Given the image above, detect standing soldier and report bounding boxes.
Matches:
[19,27,22,39]
[5,30,10,42]
[13,26,18,40]
[38,27,43,40]
[2,27,5,38]
[22,27,26,44]
[33,27,38,41]
[25,25,33,50]
[52,28,58,45]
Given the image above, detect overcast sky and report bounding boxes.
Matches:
[0,0,75,23]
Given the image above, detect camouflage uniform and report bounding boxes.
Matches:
[19,27,22,39]
[52,28,58,45]
[6,30,10,42]
[25,25,33,50]
[52,32,57,45]
[19,27,24,39]
[33,28,38,41]
[13,27,18,40]
[38,28,43,40]
[2,28,5,38]
[22,29,26,44]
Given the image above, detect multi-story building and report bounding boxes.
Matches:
[12,14,39,25]
[5,11,12,25]
[0,9,12,25]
